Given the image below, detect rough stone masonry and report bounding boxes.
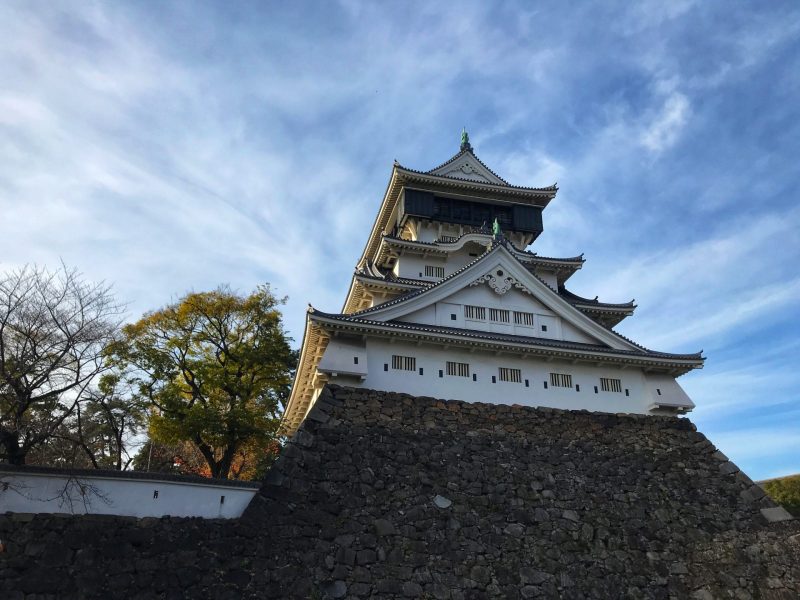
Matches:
[1,385,799,599]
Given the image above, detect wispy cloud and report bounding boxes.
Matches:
[640,92,690,153]
[1,1,799,479]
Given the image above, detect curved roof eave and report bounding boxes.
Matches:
[308,311,705,367]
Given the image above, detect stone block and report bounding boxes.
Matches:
[760,507,795,523]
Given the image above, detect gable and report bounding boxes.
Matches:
[362,245,636,350]
[428,151,507,185]
[396,285,602,344]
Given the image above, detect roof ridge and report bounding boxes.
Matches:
[344,243,504,316]
[559,286,636,309]
[399,166,558,192]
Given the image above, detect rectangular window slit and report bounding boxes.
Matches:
[575,384,580,392]
[499,367,522,383]
[656,388,662,395]
[424,265,445,278]
[391,355,416,371]
[446,361,470,377]
[472,373,477,382]
[464,305,486,320]
[419,367,424,376]
[549,373,573,388]
[600,378,622,393]
[438,369,443,378]
[153,490,159,499]
[625,389,630,397]
[513,311,535,326]
[353,356,359,364]
[525,379,529,388]
[541,324,548,332]
[220,495,225,505]
[594,386,598,394]
[488,308,510,323]
[544,381,548,389]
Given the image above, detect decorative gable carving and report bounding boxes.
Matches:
[470,269,534,296]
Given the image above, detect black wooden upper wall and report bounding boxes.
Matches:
[402,188,543,235]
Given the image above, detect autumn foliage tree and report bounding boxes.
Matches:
[107,286,295,479]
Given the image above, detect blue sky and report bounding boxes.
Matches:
[1,1,798,479]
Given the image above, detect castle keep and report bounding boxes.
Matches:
[284,133,703,434]
[2,136,797,599]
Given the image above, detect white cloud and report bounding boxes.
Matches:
[0,2,799,480]
[639,92,690,153]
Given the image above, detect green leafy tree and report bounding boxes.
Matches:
[763,474,800,517]
[107,286,295,479]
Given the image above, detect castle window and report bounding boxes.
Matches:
[499,367,522,383]
[391,355,416,371]
[464,305,486,320]
[513,311,535,326]
[488,308,510,323]
[549,372,572,388]
[424,265,445,278]
[541,325,548,332]
[446,361,470,377]
[600,378,622,393]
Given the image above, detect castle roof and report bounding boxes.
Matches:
[309,309,703,364]
[357,150,558,273]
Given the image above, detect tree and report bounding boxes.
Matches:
[763,474,800,517]
[0,264,123,465]
[130,436,280,480]
[107,286,295,479]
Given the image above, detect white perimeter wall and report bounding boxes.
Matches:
[327,338,693,415]
[0,472,257,519]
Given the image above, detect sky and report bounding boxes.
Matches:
[1,1,798,479]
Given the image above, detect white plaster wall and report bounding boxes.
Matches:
[643,373,696,413]
[444,244,490,272]
[319,338,694,415]
[395,254,446,281]
[535,269,559,289]
[318,338,368,376]
[393,286,599,344]
[0,472,257,518]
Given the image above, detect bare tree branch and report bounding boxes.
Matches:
[0,264,124,465]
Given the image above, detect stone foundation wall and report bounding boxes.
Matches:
[1,385,799,599]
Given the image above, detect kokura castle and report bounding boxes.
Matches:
[282,133,704,434]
